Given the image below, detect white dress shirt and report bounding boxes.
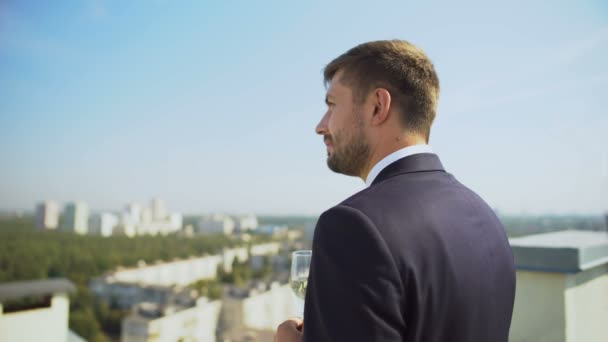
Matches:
[365,144,434,187]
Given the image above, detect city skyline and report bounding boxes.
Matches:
[10,197,608,217]
[24,198,267,216]
[1,1,607,215]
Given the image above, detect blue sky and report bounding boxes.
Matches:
[0,0,606,215]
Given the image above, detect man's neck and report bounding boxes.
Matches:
[361,138,427,182]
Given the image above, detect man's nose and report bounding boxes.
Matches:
[316,111,329,135]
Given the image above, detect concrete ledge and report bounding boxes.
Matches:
[0,279,75,302]
[509,230,608,273]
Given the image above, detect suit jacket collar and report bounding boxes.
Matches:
[371,153,445,186]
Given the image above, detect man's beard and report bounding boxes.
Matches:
[326,126,370,177]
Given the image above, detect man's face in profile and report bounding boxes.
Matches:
[316,72,370,177]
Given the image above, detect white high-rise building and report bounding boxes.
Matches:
[62,202,89,235]
[117,199,182,237]
[198,214,236,235]
[141,207,152,224]
[90,213,119,237]
[237,215,259,232]
[169,213,183,231]
[151,198,166,221]
[124,203,141,225]
[35,201,59,230]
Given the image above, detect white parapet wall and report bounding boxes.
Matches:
[241,283,297,331]
[0,279,77,342]
[122,298,222,342]
[509,230,608,342]
[0,294,70,342]
[563,264,608,341]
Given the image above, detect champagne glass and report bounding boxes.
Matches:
[290,250,312,317]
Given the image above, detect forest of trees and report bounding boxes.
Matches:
[0,215,274,341]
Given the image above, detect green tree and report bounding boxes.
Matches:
[70,309,105,342]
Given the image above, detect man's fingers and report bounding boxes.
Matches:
[278,318,304,333]
[289,317,303,326]
[275,319,304,342]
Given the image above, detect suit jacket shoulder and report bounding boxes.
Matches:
[303,154,516,342]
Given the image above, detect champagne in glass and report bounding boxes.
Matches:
[290,277,308,300]
[290,250,312,317]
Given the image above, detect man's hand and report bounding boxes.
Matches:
[275,318,304,342]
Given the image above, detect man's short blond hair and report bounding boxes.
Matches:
[324,40,440,141]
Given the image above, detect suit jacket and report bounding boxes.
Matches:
[302,153,515,342]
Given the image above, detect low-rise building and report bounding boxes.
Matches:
[90,280,178,311]
[250,242,281,271]
[122,295,221,342]
[257,224,288,238]
[222,247,249,273]
[0,278,84,342]
[509,230,608,342]
[250,242,281,257]
[92,242,280,309]
[92,255,222,291]
[241,282,295,331]
[286,230,303,241]
[220,280,296,337]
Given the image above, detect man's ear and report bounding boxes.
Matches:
[371,88,391,126]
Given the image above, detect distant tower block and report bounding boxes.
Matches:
[35,201,59,230]
[62,202,89,235]
[125,203,142,224]
[151,198,167,221]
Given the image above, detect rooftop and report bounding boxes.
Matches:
[107,254,219,274]
[510,230,608,273]
[0,278,76,302]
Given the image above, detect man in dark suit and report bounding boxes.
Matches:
[276,40,515,342]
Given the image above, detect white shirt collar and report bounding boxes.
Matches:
[364,144,434,187]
